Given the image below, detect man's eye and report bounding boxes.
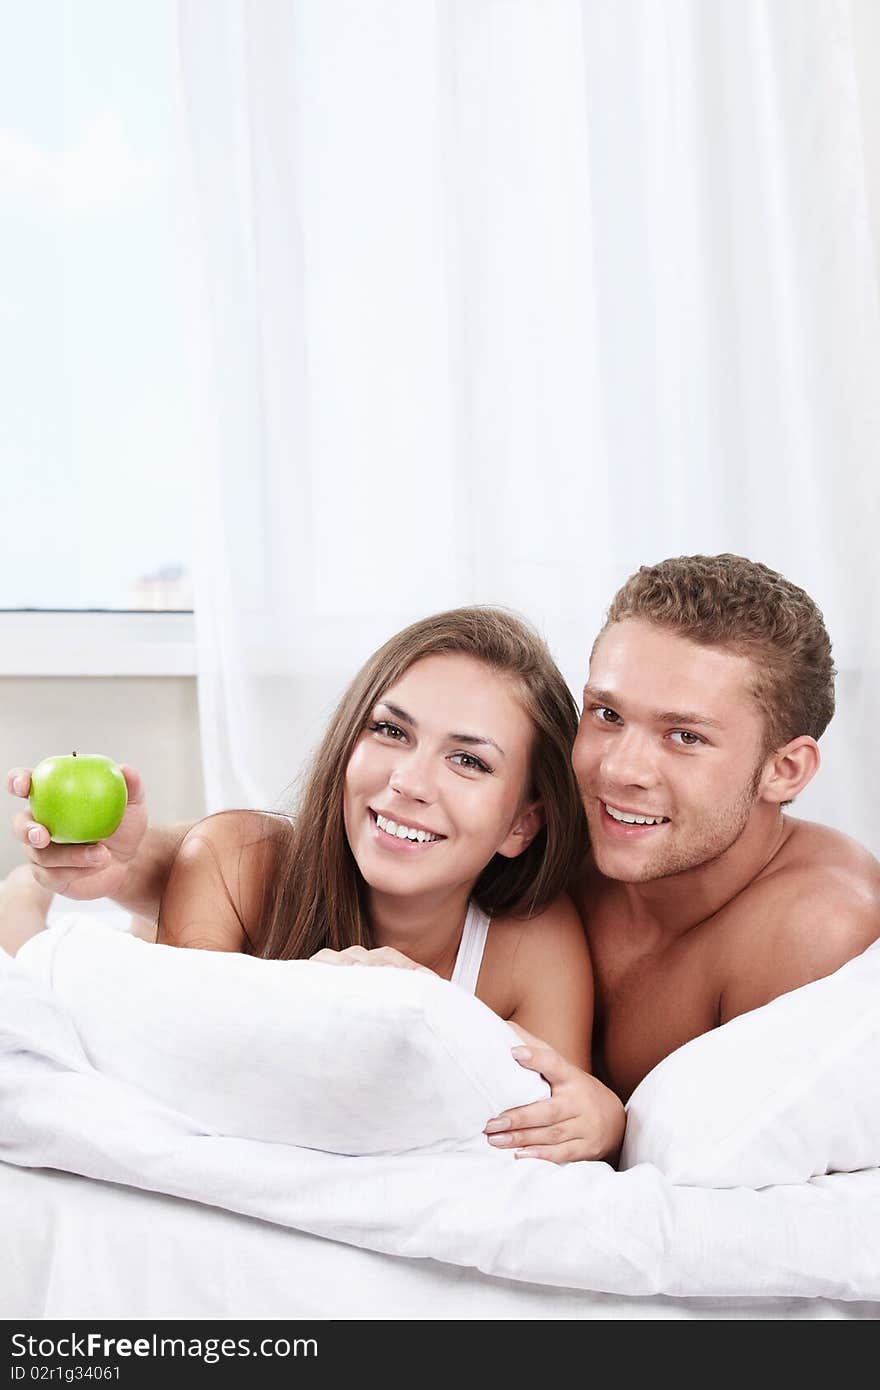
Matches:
[592,706,621,724]
[670,730,702,747]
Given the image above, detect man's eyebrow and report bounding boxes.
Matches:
[654,709,725,730]
[582,686,618,708]
[375,701,506,755]
[581,687,725,730]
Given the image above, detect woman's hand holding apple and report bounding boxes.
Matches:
[6,762,149,903]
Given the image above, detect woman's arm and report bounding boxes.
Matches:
[504,893,594,1070]
[156,810,277,953]
[120,821,198,920]
[488,893,626,1164]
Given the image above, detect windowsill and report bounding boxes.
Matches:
[0,611,196,677]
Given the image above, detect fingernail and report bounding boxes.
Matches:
[85,848,106,864]
[28,827,42,845]
[486,1134,512,1147]
[13,776,26,795]
[511,1047,532,1061]
[483,1119,511,1133]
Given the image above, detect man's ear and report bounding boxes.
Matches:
[758,736,821,805]
[496,800,545,860]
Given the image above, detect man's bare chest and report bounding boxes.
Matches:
[584,907,721,1102]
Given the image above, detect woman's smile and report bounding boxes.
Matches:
[368,807,446,852]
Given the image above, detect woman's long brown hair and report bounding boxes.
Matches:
[238,606,588,960]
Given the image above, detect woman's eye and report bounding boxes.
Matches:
[368,721,405,740]
[450,752,491,773]
[670,730,702,747]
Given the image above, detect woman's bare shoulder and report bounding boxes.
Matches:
[481,893,593,1068]
[491,891,589,951]
[188,807,291,843]
[478,892,591,1019]
[165,809,293,950]
[183,808,292,869]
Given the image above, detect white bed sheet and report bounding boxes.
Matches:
[3,1163,876,1322]
[3,899,877,1321]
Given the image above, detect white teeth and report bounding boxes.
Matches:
[375,813,440,844]
[605,804,669,826]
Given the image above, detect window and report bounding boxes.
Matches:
[1,0,193,617]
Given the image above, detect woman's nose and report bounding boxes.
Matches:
[389,754,436,804]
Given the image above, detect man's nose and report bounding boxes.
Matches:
[599,729,660,790]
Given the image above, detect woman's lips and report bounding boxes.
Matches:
[368,809,444,853]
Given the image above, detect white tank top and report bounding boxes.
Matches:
[450,899,491,996]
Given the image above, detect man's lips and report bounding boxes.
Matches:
[596,800,671,839]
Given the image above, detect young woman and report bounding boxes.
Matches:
[4,607,625,1161]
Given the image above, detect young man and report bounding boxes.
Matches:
[473,553,880,1159]
[6,554,880,1157]
[566,553,880,1102]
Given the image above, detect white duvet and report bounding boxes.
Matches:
[2,915,880,1309]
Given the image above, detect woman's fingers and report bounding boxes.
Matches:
[308,945,432,973]
[485,1118,585,1162]
[357,947,428,970]
[484,1118,569,1149]
[484,1099,560,1135]
[6,768,32,798]
[309,948,358,965]
[118,765,145,805]
[11,809,108,867]
[513,1142,587,1164]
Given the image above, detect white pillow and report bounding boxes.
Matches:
[620,939,880,1188]
[15,917,548,1156]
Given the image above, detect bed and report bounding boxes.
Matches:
[2,899,878,1321]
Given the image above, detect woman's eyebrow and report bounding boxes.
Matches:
[376,701,506,756]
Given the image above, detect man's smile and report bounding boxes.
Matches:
[603,801,670,827]
[597,800,671,838]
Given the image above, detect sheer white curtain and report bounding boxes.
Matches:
[176,0,880,850]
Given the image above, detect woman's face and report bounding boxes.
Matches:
[343,653,540,903]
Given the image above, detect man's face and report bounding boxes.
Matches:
[572,620,770,883]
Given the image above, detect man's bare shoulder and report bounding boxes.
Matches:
[768,814,880,875]
[716,815,880,1020]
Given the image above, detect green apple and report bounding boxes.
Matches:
[29,751,128,844]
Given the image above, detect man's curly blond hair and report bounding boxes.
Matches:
[596,554,836,755]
